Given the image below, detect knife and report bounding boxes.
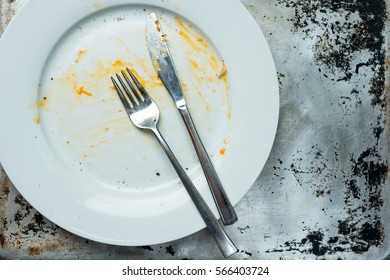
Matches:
[146,13,238,225]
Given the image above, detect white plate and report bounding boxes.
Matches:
[0,0,279,245]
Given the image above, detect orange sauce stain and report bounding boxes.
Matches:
[29,100,38,109]
[219,147,226,155]
[129,68,147,87]
[76,86,93,96]
[93,2,102,8]
[189,59,199,69]
[154,20,161,32]
[171,16,231,119]
[131,66,162,89]
[152,58,160,72]
[196,37,209,49]
[112,59,124,67]
[194,86,210,112]
[31,96,49,109]
[39,96,49,107]
[116,39,164,90]
[32,95,50,123]
[218,60,227,78]
[209,55,219,73]
[178,30,200,52]
[174,16,208,53]
[180,82,188,93]
[33,115,40,124]
[31,95,50,123]
[225,87,231,119]
[75,49,87,63]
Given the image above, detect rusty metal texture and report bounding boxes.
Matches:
[0,0,389,259]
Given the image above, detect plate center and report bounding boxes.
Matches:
[37,5,232,193]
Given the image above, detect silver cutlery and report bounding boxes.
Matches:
[146,12,238,225]
[111,68,237,257]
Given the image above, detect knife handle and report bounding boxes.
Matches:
[178,106,238,225]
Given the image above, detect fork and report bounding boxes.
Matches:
[111,68,237,257]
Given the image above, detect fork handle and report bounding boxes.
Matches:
[178,106,238,225]
[150,126,237,258]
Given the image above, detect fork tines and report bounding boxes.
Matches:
[111,68,148,108]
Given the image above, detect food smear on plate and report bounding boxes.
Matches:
[154,19,161,32]
[93,2,102,9]
[37,47,169,152]
[219,147,226,155]
[112,59,124,67]
[175,16,208,52]
[36,10,232,189]
[171,16,231,119]
[75,49,87,63]
[76,85,92,96]
[31,96,49,124]
[52,50,161,100]
[39,96,49,107]
[33,115,40,124]
[30,96,49,109]
[218,60,227,79]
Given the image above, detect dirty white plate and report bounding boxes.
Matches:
[0,0,279,245]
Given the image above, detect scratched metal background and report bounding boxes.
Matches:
[0,0,389,260]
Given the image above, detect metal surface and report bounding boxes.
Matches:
[112,69,237,258]
[146,12,238,225]
[1,0,389,259]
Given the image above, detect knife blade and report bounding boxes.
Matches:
[146,12,238,225]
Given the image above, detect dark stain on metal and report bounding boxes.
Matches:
[1,176,10,196]
[20,213,49,236]
[271,0,388,257]
[0,233,5,248]
[337,218,385,254]
[288,145,336,197]
[277,0,387,107]
[267,219,384,256]
[10,193,60,241]
[139,246,154,251]
[13,194,33,225]
[266,230,328,256]
[277,72,286,92]
[165,245,175,256]
[28,246,43,256]
[238,225,250,234]
[242,250,253,257]
[303,231,328,256]
[351,147,387,192]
